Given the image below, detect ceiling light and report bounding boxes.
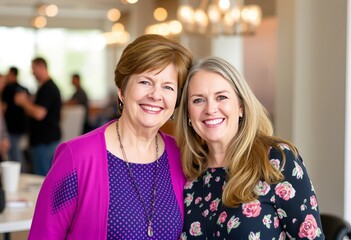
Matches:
[177,0,262,35]
[154,7,168,22]
[107,8,121,22]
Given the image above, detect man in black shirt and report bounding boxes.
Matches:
[65,73,90,133]
[1,67,29,167]
[15,57,61,176]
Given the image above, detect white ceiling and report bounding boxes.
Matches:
[0,0,128,11]
[0,0,135,29]
[0,0,275,30]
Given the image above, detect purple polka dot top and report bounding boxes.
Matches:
[107,150,182,239]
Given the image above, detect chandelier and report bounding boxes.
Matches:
[177,0,262,36]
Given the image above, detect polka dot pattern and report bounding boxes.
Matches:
[51,170,78,214]
[107,150,182,239]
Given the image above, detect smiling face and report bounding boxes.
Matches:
[187,69,243,146]
[118,63,178,130]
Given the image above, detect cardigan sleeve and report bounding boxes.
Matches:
[28,143,78,240]
[161,132,186,219]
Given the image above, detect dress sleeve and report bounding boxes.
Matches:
[28,143,78,240]
[271,145,325,239]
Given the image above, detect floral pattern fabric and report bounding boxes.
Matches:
[181,145,324,240]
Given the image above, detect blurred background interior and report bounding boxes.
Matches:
[0,0,350,238]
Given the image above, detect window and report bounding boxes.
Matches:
[0,27,108,102]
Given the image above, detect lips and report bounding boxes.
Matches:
[203,118,224,126]
[140,104,163,113]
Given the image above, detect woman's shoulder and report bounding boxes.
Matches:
[57,121,111,156]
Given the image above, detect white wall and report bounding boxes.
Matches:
[276,0,349,221]
[345,0,351,222]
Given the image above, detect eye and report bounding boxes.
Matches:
[217,95,228,100]
[192,98,204,104]
[138,79,152,85]
[163,85,175,91]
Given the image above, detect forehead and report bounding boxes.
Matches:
[138,63,177,81]
[188,70,233,92]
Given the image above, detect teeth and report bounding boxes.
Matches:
[204,119,223,125]
[142,105,161,111]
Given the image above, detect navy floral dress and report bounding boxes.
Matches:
[181,145,324,239]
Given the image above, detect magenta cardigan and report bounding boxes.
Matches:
[28,120,186,239]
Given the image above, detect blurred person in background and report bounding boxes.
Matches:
[0,73,10,160]
[64,73,90,133]
[1,66,29,168]
[28,34,193,239]
[15,57,61,176]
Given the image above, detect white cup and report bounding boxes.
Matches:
[0,161,21,192]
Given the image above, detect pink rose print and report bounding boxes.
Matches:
[270,159,281,169]
[310,196,318,210]
[210,198,220,212]
[279,143,290,150]
[203,173,212,185]
[184,181,193,189]
[227,215,241,232]
[292,161,304,179]
[279,231,286,240]
[254,181,271,196]
[242,200,261,218]
[215,176,220,182]
[180,232,187,240]
[298,214,319,239]
[275,181,296,201]
[190,221,203,236]
[195,197,202,205]
[217,211,227,224]
[248,231,260,240]
[274,216,279,228]
[262,214,272,228]
[205,192,212,201]
[184,193,194,207]
[202,209,209,217]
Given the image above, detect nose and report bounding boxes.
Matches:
[148,85,162,101]
[205,99,218,114]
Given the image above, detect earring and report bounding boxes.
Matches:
[170,115,175,120]
[119,101,124,110]
[188,119,192,127]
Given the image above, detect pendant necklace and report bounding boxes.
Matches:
[116,121,159,238]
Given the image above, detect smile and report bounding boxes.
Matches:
[140,104,163,112]
[203,118,224,125]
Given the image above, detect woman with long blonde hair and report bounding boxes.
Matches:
[175,56,324,239]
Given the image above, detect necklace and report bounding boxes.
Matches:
[116,121,159,238]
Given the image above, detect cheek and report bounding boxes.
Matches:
[164,92,178,107]
[187,105,198,119]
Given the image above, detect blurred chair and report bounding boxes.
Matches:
[320,213,351,239]
[60,105,85,142]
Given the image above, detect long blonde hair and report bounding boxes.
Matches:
[175,57,297,207]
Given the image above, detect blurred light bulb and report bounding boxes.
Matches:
[32,16,47,28]
[107,8,121,22]
[46,4,58,17]
[154,7,167,22]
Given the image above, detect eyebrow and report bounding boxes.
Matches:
[189,90,231,98]
[138,74,177,85]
